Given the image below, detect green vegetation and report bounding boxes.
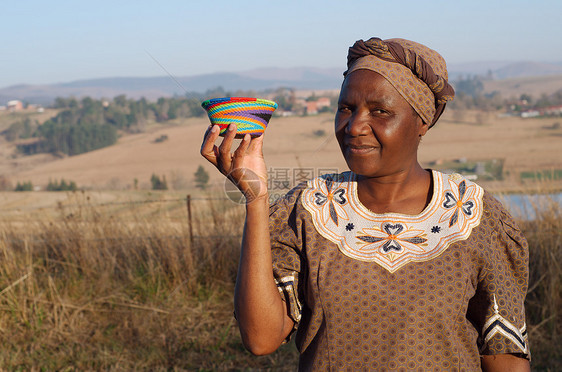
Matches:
[46,179,77,191]
[14,181,33,191]
[194,165,209,190]
[9,94,208,157]
[520,169,562,181]
[33,120,118,156]
[272,87,296,111]
[428,158,505,181]
[153,134,168,143]
[7,87,293,158]
[150,174,168,190]
[4,117,37,141]
[451,76,562,115]
[312,129,326,137]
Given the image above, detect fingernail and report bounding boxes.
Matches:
[228,124,236,131]
[211,125,218,133]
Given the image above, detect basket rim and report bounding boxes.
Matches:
[201,97,278,109]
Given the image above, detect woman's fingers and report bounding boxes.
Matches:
[232,133,251,161]
[200,124,266,194]
[247,131,264,154]
[217,123,237,172]
[200,125,220,164]
[201,124,238,174]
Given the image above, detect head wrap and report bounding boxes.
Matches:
[344,37,455,127]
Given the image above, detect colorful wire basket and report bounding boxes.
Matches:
[201,97,278,138]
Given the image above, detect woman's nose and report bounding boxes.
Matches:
[345,111,370,136]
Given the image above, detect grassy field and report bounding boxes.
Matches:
[0,188,560,370]
[2,108,562,193]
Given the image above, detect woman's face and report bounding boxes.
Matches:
[335,69,428,178]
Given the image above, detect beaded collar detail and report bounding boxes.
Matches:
[301,171,484,272]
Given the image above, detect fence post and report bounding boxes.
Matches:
[186,194,194,246]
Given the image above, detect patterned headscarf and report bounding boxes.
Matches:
[344,37,455,127]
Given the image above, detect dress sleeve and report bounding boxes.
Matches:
[468,194,530,359]
[269,188,305,336]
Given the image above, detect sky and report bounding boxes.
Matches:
[1,0,561,88]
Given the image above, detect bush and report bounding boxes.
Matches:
[4,118,36,142]
[46,179,77,191]
[520,199,562,368]
[153,134,168,143]
[150,174,168,190]
[14,181,33,191]
[312,129,326,137]
[194,166,209,190]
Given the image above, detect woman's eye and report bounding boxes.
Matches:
[338,107,351,113]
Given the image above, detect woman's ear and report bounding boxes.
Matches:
[417,114,429,137]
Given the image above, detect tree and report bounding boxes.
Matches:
[194,165,209,190]
[46,179,77,191]
[453,76,484,98]
[15,181,33,191]
[519,94,533,105]
[5,118,36,141]
[113,94,128,107]
[272,87,296,111]
[150,174,168,190]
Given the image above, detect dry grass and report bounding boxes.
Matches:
[0,189,559,370]
[519,198,562,370]
[0,191,298,370]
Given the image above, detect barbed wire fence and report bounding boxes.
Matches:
[0,193,252,247]
[3,184,557,249]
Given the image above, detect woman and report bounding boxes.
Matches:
[201,37,530,371]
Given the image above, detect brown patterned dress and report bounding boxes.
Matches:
[270,170,529,371]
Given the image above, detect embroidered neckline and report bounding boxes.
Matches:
[301,170,484,272]
[349,170,441,220]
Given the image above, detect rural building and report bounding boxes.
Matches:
[521,110,540,118]
[305,97,332,115]
[541,105,562,116]
[7,100,24,111]
[520,105,562,118]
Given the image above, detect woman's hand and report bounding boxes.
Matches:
[200,123,268,202]
[201,123,291,354]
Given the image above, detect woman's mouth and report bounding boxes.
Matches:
[346,145,376,155]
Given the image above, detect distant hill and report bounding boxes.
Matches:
[448,61,562,80]
[493,61,562,79]
[0,67,343,105]
[483,74,562,98]
[1,62,561,105]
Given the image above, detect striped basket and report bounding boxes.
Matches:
[201,97,278,138]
